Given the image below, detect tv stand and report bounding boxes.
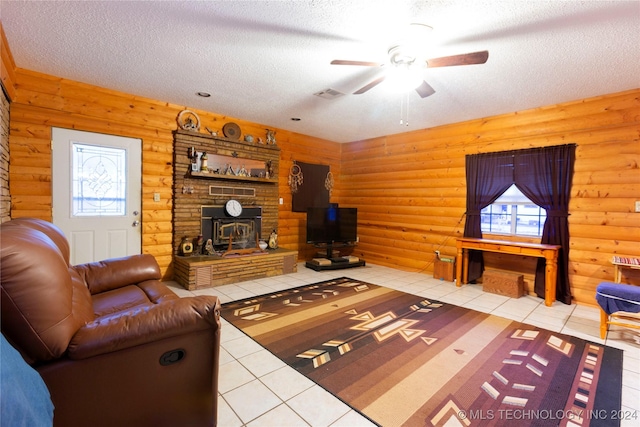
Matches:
[305,243,365,271]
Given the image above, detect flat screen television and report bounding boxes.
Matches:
[306,206,357,250]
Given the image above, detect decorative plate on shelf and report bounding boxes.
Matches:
[223,122,241,140]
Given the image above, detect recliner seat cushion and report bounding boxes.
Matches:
[91,285,153,318]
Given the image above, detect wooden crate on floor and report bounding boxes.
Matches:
[433,257,456,282]
[482,270,524,298]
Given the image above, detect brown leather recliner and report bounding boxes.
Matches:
[1,218,221,427]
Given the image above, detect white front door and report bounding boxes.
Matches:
[52,128,142,265]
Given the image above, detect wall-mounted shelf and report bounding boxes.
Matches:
[187,171,277,184]
[187,152,276,184]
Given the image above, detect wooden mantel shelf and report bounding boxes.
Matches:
[187,171,277,184]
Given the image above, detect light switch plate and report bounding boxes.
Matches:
[635,201,640,213]
[154,192,160,202]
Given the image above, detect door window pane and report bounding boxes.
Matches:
[72,143,126,216]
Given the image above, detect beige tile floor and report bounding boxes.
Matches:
[168,263,640,427]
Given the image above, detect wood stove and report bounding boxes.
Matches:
[201,205,262,251]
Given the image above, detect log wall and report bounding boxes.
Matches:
[5,66,342,278]
[2,21,341,278]
[1,23,16,224]
[1,23,16,101]
[340,90,640,305]
[0,88,9,224]
[3,25,638,304]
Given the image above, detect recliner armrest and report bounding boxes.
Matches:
[74,254,162,294]
[67,296,220,359]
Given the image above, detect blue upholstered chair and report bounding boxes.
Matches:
[595,282,640,339]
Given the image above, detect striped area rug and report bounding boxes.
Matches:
[221,277,623,427]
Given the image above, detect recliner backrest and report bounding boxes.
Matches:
[1,219,93,364]
[4,217,72,264]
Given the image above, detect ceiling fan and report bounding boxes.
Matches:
[330,24,489,98]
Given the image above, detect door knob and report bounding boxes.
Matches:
[132,220,140,227]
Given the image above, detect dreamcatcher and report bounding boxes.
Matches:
[324,171,334,196]
[288,161,303,193]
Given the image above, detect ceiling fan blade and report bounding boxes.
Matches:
[415,81,436,98]
[426,50,489,68]
[331,59,383,66]
[354,76,386,94]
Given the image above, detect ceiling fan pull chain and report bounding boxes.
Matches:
[399,93,410,127]
[405,93,410,127]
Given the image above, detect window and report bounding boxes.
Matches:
[72,143,127,216]
[480,184,546,237]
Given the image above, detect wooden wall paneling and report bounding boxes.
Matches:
[340,89,640,306]
[275,134,342,260]
[0,23,16,101]
[8,66,339,278]
[5,27,637,305]
[0,22,12,223]
[0,81,10,223]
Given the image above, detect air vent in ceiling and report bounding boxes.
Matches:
[313,88,345,99]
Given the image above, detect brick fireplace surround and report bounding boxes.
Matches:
[172,129,297,290]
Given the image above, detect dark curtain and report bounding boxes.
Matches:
[464,144,576,304]
[291,162,330,212]
[463,153,515,282]
[514,144,576,304]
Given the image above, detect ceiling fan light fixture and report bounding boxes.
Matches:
[386,63,423,93]
[330,23,486,98]
[388,45,417,66]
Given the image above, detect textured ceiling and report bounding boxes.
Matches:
[2,1,639,143]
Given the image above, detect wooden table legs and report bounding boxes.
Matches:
[455,238,560,306]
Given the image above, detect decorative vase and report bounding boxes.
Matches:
[258,240,268,251]
[268,230,278,249]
